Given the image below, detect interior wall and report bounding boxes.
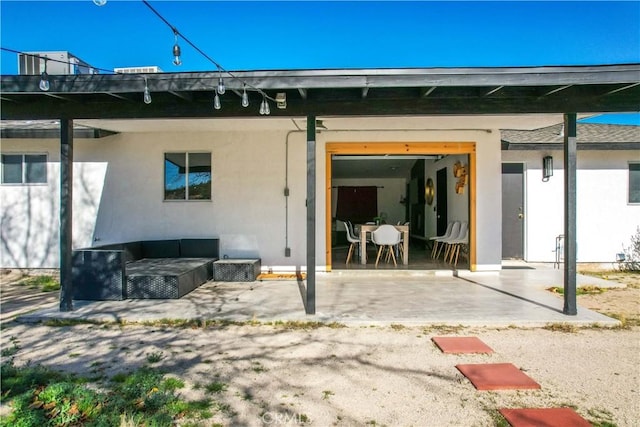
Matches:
[424,154,470,241]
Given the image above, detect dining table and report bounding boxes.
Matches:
[358,224,409,265]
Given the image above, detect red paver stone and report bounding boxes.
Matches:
[499,408,592,427]
[432,336,494,354]
[455,363,541,390]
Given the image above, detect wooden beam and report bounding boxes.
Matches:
[4,64,638,94]
[3,93,638,120]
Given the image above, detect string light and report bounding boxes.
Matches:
[141,0,279,108]
[217,69,226,95]
[4,0,288,114]
[38,59,50,91]
[259,97,270,115]
[172,30,182,66]
[213,90,221,110]
[143,77,152,104]
[241,84,249,108]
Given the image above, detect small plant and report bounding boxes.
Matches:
[322,390,335,400]
[390,323,406,331]
[204,381,228,394]
[146,351,165,364]
[251,361,268,373]
[619,226,640,272]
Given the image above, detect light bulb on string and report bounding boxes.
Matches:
[259,98,266,115]
[217,71,225,95]
[263,98,270,115]
[214,90,221,110]
[39,60,50,91]
[172,31,182,66]
[241,85,249,107]
[93,0,107,6]
[143,78,152,104]
[39,71,50,91]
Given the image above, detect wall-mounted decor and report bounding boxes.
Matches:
[453,161,468,194]
[425,178,435,205]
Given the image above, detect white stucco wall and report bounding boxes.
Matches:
[502,150,640,263]
[1,124,504,271]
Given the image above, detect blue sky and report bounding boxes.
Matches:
[1,0,639,123]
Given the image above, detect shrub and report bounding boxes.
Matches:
[620,226,640,272]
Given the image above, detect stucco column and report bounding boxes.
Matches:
[59,119,74,311]
[306,115,316,314]
[563,113,577,315]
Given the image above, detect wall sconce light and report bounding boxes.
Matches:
[276,92,287,109]
[542,155,553,182]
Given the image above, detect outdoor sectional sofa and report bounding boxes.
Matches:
[72,238,219,300]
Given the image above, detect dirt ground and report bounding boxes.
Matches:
[572,270,640,327]
[1,268,639,426]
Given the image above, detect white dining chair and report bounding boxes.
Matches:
[442,221,468,262]
[434,221,461,259]
[430,221,456,259]
[371,224,402,267]
[446,226,469,266]
[344,222,360,265]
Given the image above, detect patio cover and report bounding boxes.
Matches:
[1,64,639,314]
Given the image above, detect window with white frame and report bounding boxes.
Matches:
[630,162,640,204]
[1,154,47,184]
[164,152,211,200]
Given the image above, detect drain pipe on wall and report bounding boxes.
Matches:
[284,119,306,257]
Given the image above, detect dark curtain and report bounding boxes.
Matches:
[336,186,378,224]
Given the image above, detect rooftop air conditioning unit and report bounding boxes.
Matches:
[18,51,97,75]
[114,66,163,74]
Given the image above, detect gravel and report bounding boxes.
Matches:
[1,322,638,426]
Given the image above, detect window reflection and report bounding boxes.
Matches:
[164,152,211,200]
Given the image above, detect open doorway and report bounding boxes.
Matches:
[325,142,476,271]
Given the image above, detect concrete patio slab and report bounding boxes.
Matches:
[16,265,621,327]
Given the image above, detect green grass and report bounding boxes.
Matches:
[16,275,60,292]
[546,286,606,295]
[204,381,228,394]
[0,358,214,426]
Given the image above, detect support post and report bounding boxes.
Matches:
[59,119,74,311]
[306,115,316,314]
[563,113,577,315]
